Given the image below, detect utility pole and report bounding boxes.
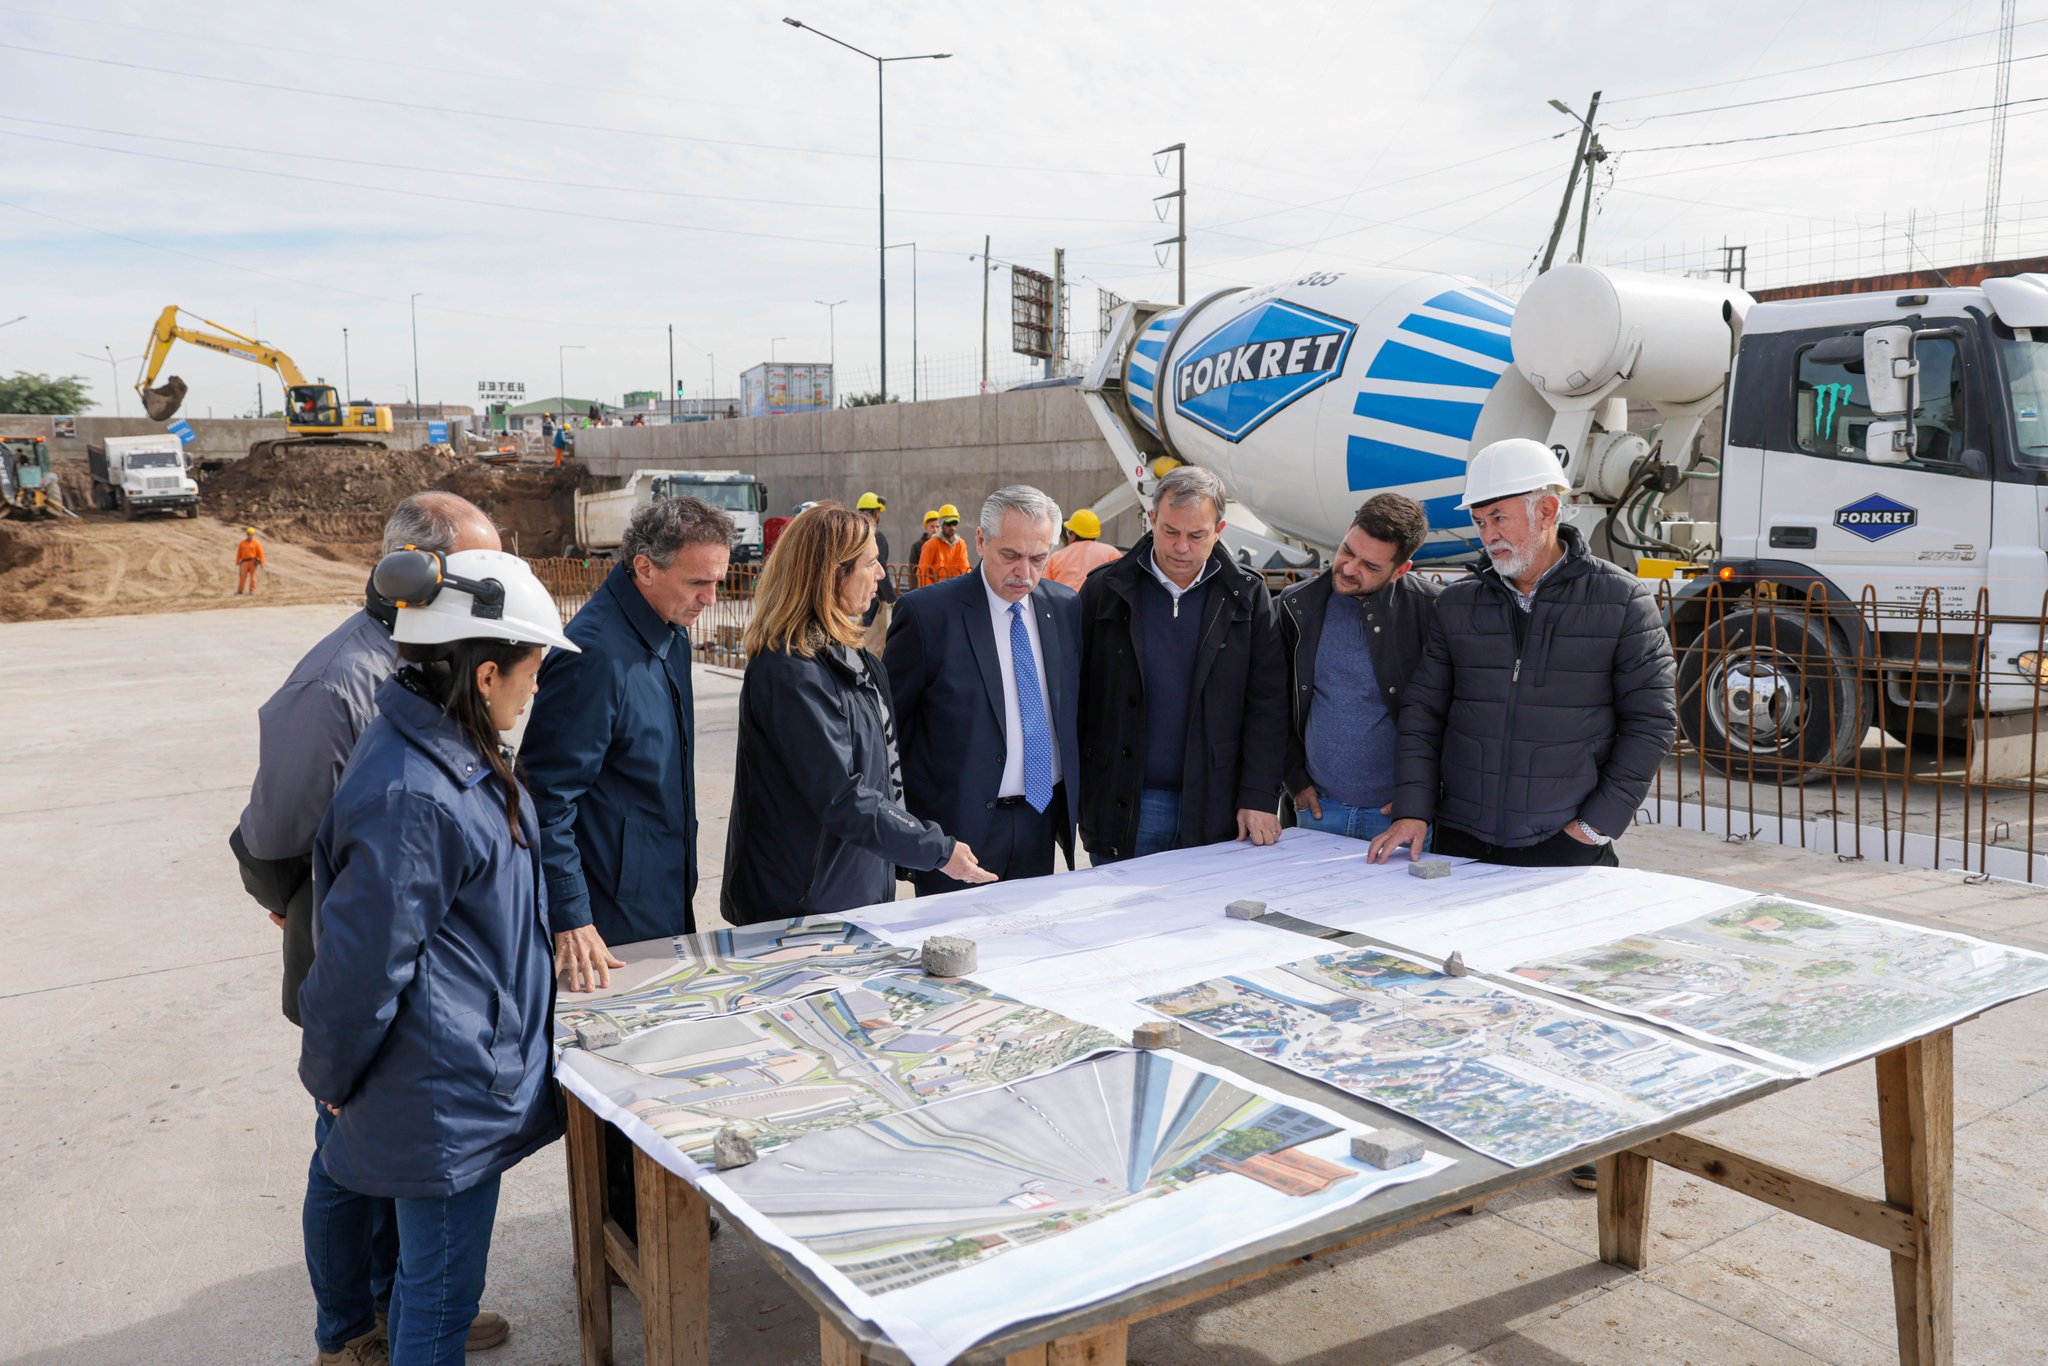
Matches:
[1154,143,1186,305]
[342,327,351,403]
[668,324,676,423]
[1985,0,2017,259]
[1572,130,1607,264]
[816,299,846,375]
[1541,92,1600,273]
[1047,247,1065,381]
[980,235,992,393]
[409,292,423,420]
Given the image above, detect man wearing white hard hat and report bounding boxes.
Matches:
[1369,437,1675,873]
[298,545,576,1365]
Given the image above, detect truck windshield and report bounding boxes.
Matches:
[129,452,180,468]
[660,480,761,512]
[1998,330,2048,464]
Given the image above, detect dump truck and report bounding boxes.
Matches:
[88,434,200,519]
[572,469,768,560]
[1082,263,2048,780]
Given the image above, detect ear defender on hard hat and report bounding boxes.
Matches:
[373,547,505,619]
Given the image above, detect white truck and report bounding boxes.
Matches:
[572,468,768,560]
[87,433,200,519]
[1081,262,2048,782]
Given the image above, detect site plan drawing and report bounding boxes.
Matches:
[553,918,919,1046]
[1508,896,2048,1070]
[556,973,1122,1164]
[706,1049,1452,1366]
[1143,948,1772,1166]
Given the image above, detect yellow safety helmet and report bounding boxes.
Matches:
[937,503,960,521]
[1063,509,1102,540]
[922,509,940,525]
[244,526,258,535]
[856,491,884,511]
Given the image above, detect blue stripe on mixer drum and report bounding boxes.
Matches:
[1134,338,1166,360]
[1365,341,1501,390]
[1422,290,1514,329]
[1345,437,1469,491]
[1396,314,1513,364]
[1353,392,1486,441]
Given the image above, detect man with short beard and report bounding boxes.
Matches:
[1368,438,1674,872]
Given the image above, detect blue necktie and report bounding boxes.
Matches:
[1009,601,1055,813]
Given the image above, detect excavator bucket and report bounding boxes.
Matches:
[140,376,188,423]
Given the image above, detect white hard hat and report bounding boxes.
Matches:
[379,548,580,654]
[1458,438,1570,510]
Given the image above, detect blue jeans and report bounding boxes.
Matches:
[1295,793,1412,845]
[1133,787,1181,858]
[306,1104,397,1353]
[388,1176,503,1366]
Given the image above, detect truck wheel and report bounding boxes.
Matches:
[1676,606,1868,784]
[184,504,199,519]
[120,493,137,521]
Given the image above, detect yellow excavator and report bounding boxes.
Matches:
[136,305,394,460]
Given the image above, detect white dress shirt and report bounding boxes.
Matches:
[982,570,1063,799]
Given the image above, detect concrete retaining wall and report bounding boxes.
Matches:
[0,414,462,464]
[570,387,1139,554]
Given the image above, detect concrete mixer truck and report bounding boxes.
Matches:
[1080,263,2048,782]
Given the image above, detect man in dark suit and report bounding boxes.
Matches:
[886,485,1082,895]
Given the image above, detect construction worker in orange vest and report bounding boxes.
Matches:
[236,527,266,595]
[1045,508,1121,590]
[916,504,970,587]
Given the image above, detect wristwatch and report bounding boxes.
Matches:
[1575,819,1612,845]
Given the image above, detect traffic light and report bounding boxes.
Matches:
[675,380,686,395]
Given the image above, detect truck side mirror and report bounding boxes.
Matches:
[1863,419,1914,464]
[1862,325,1919,419]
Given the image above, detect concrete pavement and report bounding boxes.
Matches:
[4,601,2048,1364]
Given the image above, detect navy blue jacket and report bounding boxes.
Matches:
[722,643,953,923]
[883,567,1082,876]
[299,677,560,1200]
[522,562,698,943]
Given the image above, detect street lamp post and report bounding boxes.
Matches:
[784,18,949,405]
[815,299,845,374]
[885,242,919,401]
[79,348,137,418]
[559,344,585,419]
[706,352,716,411]
[0,315,26,329]
[409,293,424,419]
[342,327,352,403]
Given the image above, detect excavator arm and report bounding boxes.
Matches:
[138,305,311,421]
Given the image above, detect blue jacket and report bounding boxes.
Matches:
[522,562,698,943]
[299,677,560,1200]
[884,568,1082,881]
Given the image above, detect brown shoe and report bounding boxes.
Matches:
[371,1309,510,1353]
[314,1326,390,1365]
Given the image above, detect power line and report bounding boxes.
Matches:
[1609,49,2048,125]
[1621,93,2048,153]
[0,115,1154,227]
[0,41,1161,181]
[1601,16,2048,104]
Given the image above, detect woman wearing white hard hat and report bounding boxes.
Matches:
[298,548,577,1366]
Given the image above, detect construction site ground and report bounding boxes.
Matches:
[0,442,581,623]
[7,600,2048,1365]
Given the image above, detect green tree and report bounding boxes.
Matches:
[841,391,898,408]
[1212,1126,1283,1161]
[0,371,93,414]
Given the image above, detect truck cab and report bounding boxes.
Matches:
[1689,275,2048,775]
[88,434,200,519]
[652,471,768,561]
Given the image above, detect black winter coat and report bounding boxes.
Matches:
[722,642,953,923]
[1391,525,1676,847]
[1076,536,1289,859]
[1277,568,1442,801]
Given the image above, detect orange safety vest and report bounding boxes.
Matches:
[1045,538,1120,591]
[237,538,265,565]
[917,534,969,588]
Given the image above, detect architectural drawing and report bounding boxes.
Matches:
[1144,949,1767,1165]
[1510,897,2048,1068]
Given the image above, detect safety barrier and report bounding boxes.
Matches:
[531,554,2048,882]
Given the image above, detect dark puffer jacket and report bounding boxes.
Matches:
[1391,524,1675,847]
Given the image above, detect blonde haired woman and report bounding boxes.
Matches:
[722,504,993,923]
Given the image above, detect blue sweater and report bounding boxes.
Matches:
[1305,591,1396,808]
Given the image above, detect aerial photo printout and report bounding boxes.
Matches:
[1143,948,1771,1165]
[1508,896,2048,1070]
[557,974,1122,1163]
[552,918,920,1045]
[709,1050,1451,1366]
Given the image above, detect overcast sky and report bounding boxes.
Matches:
[1,0,2039,415]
